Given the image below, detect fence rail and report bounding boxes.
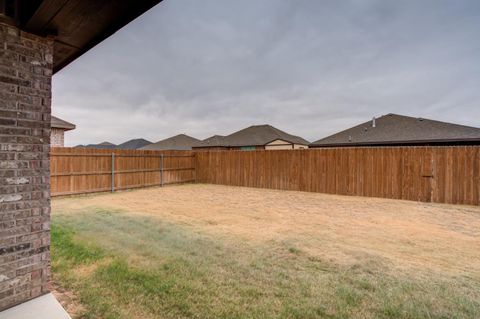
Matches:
[196,146,480,206]
[50,148,195,196]
[51,146,480,205]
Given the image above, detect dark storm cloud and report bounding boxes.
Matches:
[52,0,480,146]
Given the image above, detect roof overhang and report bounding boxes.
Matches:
[51,116,75,131]
[7,0,162,73]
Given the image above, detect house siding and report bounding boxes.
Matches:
[265,139,309,150]
[0,22,53,311]
[293,144,308,149]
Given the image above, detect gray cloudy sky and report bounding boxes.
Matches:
[52,0,480,146]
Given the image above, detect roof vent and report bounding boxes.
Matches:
[372,117,376,128]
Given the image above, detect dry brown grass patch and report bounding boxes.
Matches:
[53,184,480,279]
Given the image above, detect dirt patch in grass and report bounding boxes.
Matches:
[51,184,480,318]
[51,284,86,318]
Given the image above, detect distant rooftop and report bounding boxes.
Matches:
[75,141,116,149]
[196,125,309,148]
[98,141,115,146]
[311,114,480,147]
[199,135,226,147]
[117,138,152,150]
[140,134,201,150]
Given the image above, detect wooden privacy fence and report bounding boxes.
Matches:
[196,146,480,206]
[51,146,480,205]
[50,148,195,196]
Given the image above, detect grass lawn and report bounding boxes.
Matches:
[51,184,480,319]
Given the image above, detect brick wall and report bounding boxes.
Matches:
[0,22,53,310]
[50,128,65,147]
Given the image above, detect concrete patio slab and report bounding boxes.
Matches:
[0,294,71,319]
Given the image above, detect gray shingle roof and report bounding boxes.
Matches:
[75,141,116,149]
[196,125,309,148]
[311,114,480,147]
[140,134,201,150]
[117,138,152,150]
[199,135,226,147]
[97,141,115,146]
[51,116,75,131]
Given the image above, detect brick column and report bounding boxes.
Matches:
[0,22,53,310]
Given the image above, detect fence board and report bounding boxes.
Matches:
[51,148,195,196]
[52,146,479,205]
[196,146,480,206]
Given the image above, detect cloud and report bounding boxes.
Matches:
[52,0,480,146]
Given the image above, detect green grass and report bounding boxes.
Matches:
[51,207,480,319]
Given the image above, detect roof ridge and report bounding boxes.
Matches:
[380,113,480,130]
[311,113,480,146]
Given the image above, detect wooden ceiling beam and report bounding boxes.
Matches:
[24,0,67,34]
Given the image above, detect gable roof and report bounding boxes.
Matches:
[140,134,201,150]
[51,116,75,131]
[311,114,480,147]
[76,141,117,149]
[98,141,115,146]
[117,138,152,150]
[199,135,226,148]
[196,125,309,148]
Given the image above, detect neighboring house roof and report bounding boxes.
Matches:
[196,125,309,148]
[140,134,201,150]
[98,142,115,146]
[76,141,117,149]
[117,138,152,150]
[51,116,75,131]
[311,113,480,147]
[198,135,226,148]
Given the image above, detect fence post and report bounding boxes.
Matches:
[160,154,164,187]
[143,155,146,188]
[193,153,197,183]
[111,153,115,192]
